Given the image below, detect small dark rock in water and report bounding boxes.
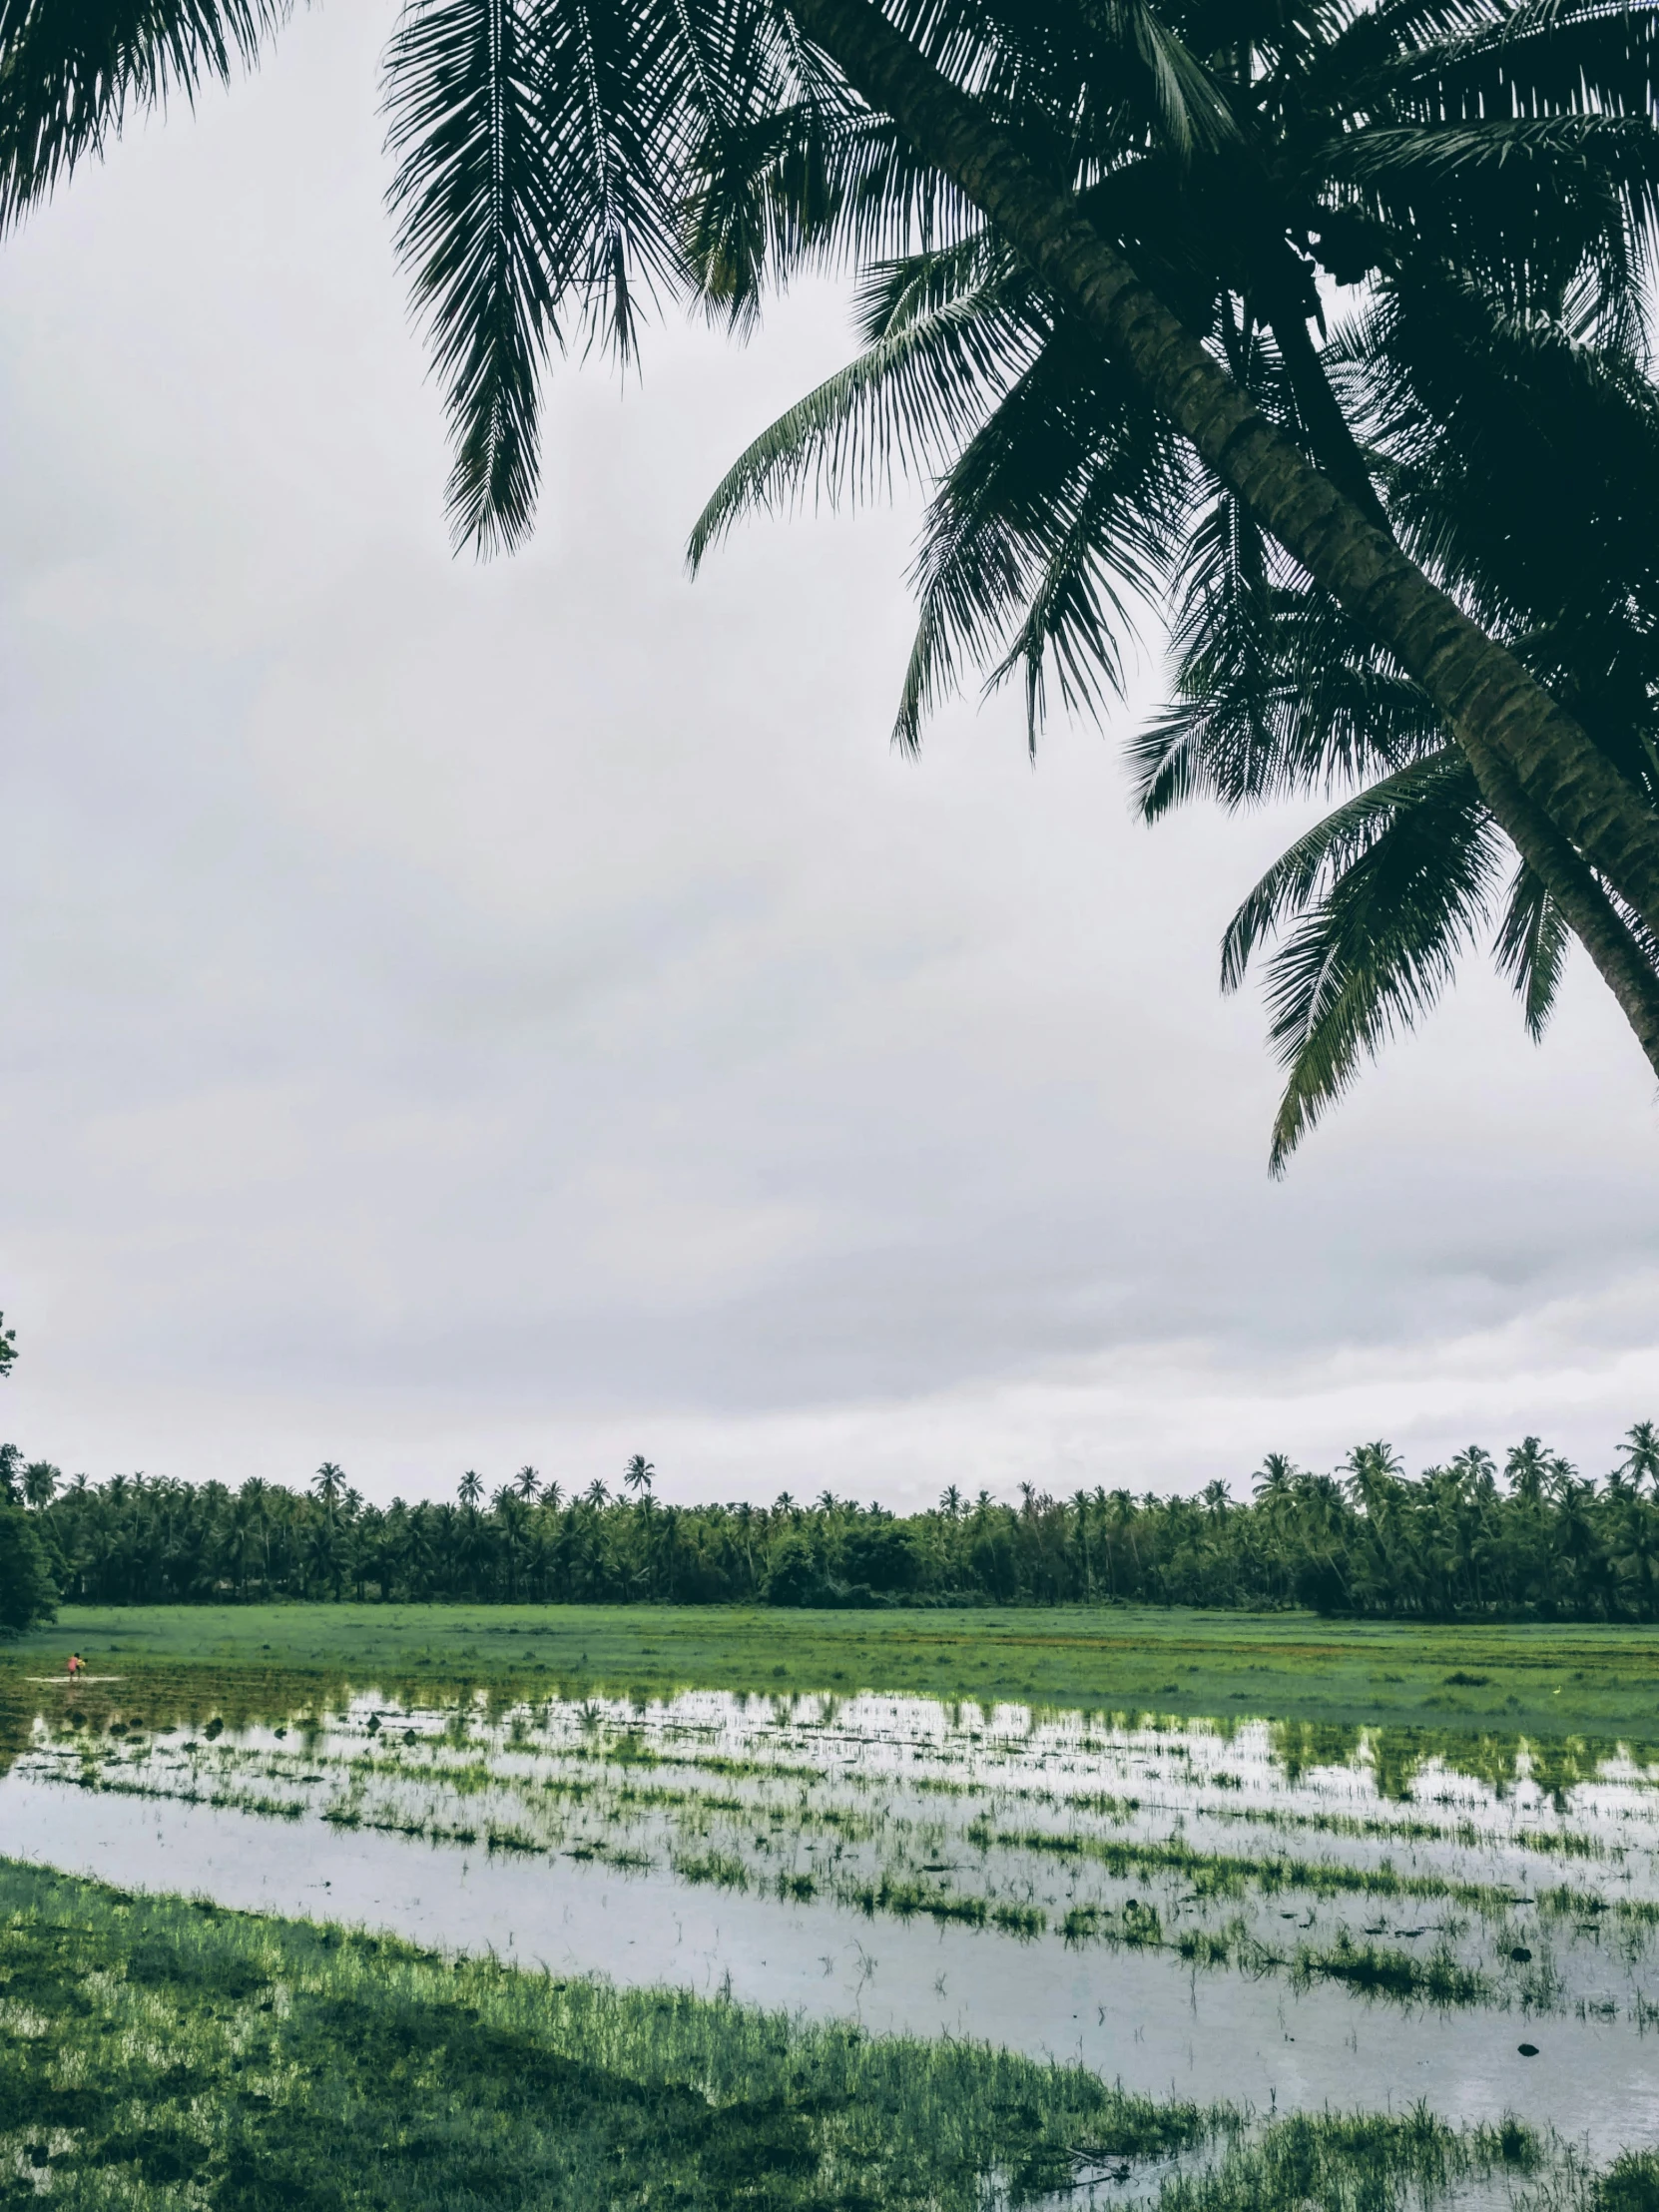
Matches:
[1510,1946,1532,1962]
[1518,2043,1539,2057]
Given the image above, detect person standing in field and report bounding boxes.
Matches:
[66,1653,84,1679]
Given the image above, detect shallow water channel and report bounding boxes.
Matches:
[5,1683,1658,2165]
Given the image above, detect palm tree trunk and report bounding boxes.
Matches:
[792,0,1659,1072]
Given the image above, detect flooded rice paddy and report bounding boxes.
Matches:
[5,1677,1659,2177]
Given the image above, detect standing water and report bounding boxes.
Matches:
[5,1680,1657,2163]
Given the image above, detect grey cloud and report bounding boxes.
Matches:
[0,1,1655,1504]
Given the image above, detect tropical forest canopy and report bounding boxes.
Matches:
[5,1429,1659,1621]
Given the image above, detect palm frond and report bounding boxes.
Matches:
[688,93,981,315]
[1331,269,1659,790]
[892,326,1180,751]
[687,235,1034,567]
[1220,746,1475,987]
[1134,492,1442,820]
[1079,0,1243,162]
[1493,856,1570,1034]
[385,0,565,552]
[984,414,1189,743]
[1323,112,1659,313]
[1383,0,1659,127]
[0,0,287,230]
[386,0,727,549]
[530,0,695,361]
[1220,751,1503,1171]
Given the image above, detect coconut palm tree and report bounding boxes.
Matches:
[1069,1487,1095,1596]
[494,1488,530,1596]
[20,1459,57,1509]
[7,0,1659,1142]
[514,1463,541,1500]
[623,1455,656,1497]
[1505,1436,1553,1510]
[310,1461,345,1513]
[689,31,1659,1157]
[1617,1420,1659,1493]
[457,1467,484,1511]
[304,1510,344,1599]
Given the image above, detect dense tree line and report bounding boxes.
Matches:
[6,1431,1659,1624]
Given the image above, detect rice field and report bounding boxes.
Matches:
[3,1621,1658,2206]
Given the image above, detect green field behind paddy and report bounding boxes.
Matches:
[10,1599,1659,1740]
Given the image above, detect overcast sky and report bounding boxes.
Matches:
[0,2,1655,1509]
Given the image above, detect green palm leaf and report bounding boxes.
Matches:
[893,329,1178,752]
[0,0,286,230]
[385,0,566,552]
[385,0,728,550]
[1219,752,1502,1170]
[687,235,1035,566]
[1494,857,1570,1036]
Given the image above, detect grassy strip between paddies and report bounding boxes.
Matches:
[51,1738,1653,1943]
[22,1757,1507,2011]
[668,1846,1492,2006]
[30,1748,1607,2015]
[996,1824,1655,1927]
[0,1858,1557,2212]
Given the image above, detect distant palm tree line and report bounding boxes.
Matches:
[5,1429,1659,1619]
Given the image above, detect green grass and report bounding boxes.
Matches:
[1159,2109,1539,2212]
[10,1601,1659,1741]
[0,1859,1546,2212]
[1597,2151,1659,2212]
[0,1857,1203,2210]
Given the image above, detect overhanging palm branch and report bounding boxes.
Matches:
[1494,858,1570,1038]
[1334,269,1659,788]
[688,232,1037,560]
[1134,505,1443,819]
[384,0,565,551]
[686,95,979,322]
[891,329,1183,750]
[384,0,721,548]
[1221,751,1504,1169]
[0,0,286,231]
